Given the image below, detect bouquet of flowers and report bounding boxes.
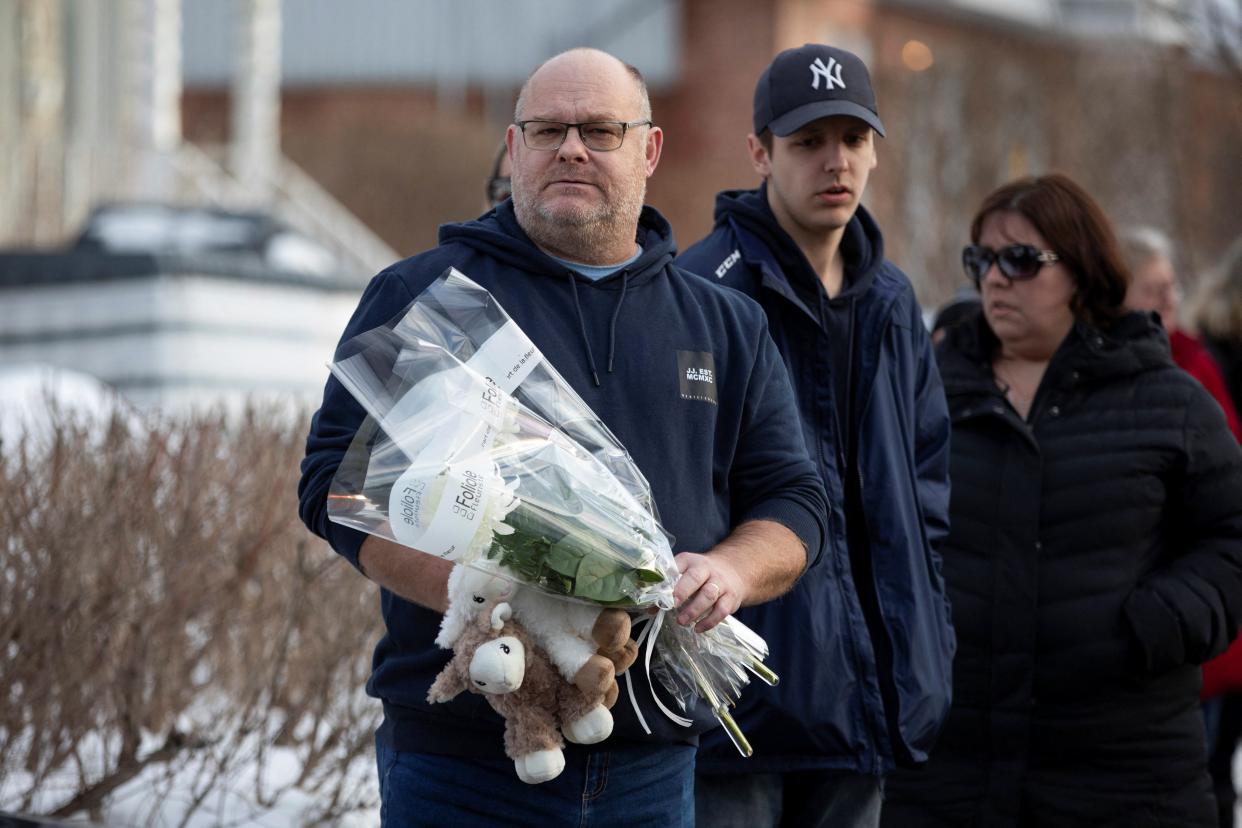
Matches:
[326,268,777,755]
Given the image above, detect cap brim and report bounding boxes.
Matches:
[768,100,886,138]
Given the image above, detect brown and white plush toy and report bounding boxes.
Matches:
[435,561,638,707]
[427,598,616,784]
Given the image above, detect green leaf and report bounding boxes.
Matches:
[543,537,585,578]
[573,556,631,603]
[636,567,665,584]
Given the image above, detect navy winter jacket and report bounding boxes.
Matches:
[677,187,955,775]
[298,200,829,758]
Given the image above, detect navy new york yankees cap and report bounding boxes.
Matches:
[753,43,886,138]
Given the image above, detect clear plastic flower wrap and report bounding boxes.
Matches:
[326,267,777,755]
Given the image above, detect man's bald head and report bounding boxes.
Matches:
[514,48,651,123]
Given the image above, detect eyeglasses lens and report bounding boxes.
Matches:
[521,122,627,151]
[963,245,1044,283]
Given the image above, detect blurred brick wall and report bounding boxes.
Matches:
[183,0,1242,307]
[869,3,1242,305]
[183,87,510,261]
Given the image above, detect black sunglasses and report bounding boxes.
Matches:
[962,244,1059,284]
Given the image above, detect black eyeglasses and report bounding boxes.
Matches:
[514,120,651,152]
[486,175,511,207]
[962,244,1060,284]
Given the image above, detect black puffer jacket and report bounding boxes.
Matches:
[884,312,1242,827]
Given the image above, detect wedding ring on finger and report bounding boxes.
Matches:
[705,581,721,599]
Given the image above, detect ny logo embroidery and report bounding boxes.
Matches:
[809,57,846,91]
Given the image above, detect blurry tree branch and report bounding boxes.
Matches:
[0,403,383,824]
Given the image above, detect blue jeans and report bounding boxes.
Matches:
[376,734,695,827]
[695,770,883,828]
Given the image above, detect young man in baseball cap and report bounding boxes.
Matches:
[677,43,955,827]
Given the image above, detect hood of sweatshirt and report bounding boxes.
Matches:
[438,200,679,385]
[439,199,676,290]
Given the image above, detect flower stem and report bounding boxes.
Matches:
[745,658,779,687]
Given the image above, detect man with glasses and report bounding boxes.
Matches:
[676,44,954,827]
[300,47,829,826]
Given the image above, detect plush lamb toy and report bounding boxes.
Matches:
[428,598,614,783]
[435,561,638,706]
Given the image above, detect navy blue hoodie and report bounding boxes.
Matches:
[299,200,828,757]
[678,187,955,775]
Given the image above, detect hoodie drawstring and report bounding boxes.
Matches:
[607,270,629,374]
[567,272,602,387]
[566,270,631,387]
[844,296,856,463]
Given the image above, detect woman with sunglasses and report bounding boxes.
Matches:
[883,173,1242,827]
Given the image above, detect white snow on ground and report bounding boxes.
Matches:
[0,729,380,827]
[0,363,137,455]
[0,363,383,826]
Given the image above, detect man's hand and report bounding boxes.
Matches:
[671,519,806,633]
[673,551,744,633]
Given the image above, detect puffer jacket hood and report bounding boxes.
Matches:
[940,308,1174,392]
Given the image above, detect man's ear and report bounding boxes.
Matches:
[505,123,519,163]
[746,134,771,178]
[644,125,664,177]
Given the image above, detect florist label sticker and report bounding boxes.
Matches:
[387,374,508,558]
[468,319,543,394]
[388,452,494,560]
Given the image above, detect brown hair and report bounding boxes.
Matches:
[970,173,1130,329]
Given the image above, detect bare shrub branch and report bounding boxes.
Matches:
[0,401,382,824]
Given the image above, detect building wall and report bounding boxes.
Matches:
[184,0,1242,307]
[0,274,359,411]
[870,3,1242,302]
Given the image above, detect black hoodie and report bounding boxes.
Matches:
[299,200,829,757]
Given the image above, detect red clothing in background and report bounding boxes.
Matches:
[1174,329,1242,698]
[1171,329,1242,441]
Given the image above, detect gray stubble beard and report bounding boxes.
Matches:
[512,173,647,265]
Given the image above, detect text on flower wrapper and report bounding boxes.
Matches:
[479,377,503,419]
[452,468,483,521]
[399,480,428,528]
[504,346,539,383]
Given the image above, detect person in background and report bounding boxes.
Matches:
[298,47,828,827]
[931,288,982,346]
[677,43,955,828]
[884,173,1242,827]
[1193,236,1242,416]
[1188,235,1242,827]
[484,141,512,210]
[1122,226,1242,826]
[1120,226,1240,439]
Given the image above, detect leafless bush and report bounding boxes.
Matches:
[0,402,382,825]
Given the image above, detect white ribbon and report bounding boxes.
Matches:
[624,611,693,735]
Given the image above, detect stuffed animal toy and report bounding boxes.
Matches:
[428,598,614,783]
[435,561,638,706]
